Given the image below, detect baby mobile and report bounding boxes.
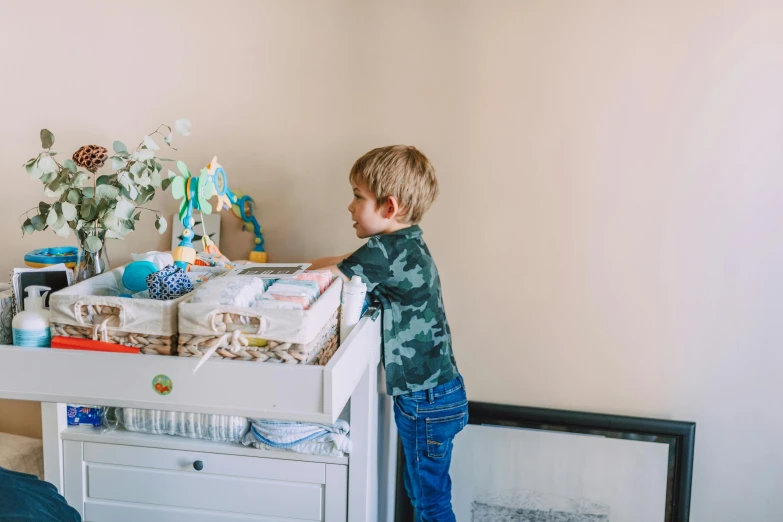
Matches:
[170,156,266,269]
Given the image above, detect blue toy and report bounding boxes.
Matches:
[24,247,78,270]
[122,261,159,293]
[170,157,266,269]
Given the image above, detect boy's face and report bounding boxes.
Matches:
[348,183,388,238]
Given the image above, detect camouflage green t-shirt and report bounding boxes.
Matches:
[338,225,459,396]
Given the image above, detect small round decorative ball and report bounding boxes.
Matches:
[72,145,109,173]
[122,261,159,293]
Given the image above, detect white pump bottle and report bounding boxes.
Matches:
[340,276,367,343]
[12,285,52,348]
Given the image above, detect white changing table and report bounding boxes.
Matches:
[0,312,395,522]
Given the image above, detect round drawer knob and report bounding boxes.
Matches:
[193,460,204,471]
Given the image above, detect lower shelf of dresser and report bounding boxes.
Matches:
[62,433,348,522]
[61,426,348,465]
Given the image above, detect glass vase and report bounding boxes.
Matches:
[75,227,110,283]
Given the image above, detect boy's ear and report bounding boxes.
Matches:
[381,196,401,219]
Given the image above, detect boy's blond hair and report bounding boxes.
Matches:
[349,145,438,225]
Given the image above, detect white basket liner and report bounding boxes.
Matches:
[178,278,343,344]
[50,265,187,337]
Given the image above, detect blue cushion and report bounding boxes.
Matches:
[0,467,81,521]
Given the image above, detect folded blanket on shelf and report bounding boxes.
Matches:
[242,419,351,458]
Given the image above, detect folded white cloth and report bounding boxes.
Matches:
[131,251,174,270]
[190,276,268,308]
[242,419,351,457]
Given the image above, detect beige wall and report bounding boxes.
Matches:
[1,1,782,518]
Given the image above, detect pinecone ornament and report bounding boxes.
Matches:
[72,145,108,173]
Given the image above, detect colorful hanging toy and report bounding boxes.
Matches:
[171,157,266,269]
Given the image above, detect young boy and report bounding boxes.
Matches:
[310,145,466,522]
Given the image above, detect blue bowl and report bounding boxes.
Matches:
[24,247,79,269]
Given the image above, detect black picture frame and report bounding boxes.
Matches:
[396,401,695,522]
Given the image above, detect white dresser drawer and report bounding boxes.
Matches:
[83,441,326,482]
[64,440,348,522]
[86,464,323,520]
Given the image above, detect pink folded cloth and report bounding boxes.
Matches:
[296,270,333,294]
[269,294,312,309]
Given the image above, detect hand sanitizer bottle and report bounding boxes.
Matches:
[340,276,367,344]
[12,285,52,348]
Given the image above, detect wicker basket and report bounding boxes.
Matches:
[50,303,176,355]
[178,310,339,365]
[49,266,187,355]
[178,278,343,365]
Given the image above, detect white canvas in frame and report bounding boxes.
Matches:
[450,424,670,522]
[171,211,221,252]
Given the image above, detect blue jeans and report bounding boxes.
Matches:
[394,375,468,522]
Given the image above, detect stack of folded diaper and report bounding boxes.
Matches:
[117,406,348,458]
[190,276,270,308]
[254,270,333,310]
[188,270,334,311]
[294,270,332,294]
[120,408,250,444]
[259,279,320,310]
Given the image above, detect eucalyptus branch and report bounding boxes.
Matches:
[21,120,189,244]
[19,207,38,221]
[117,170,133,185]
[133,124,169,152]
